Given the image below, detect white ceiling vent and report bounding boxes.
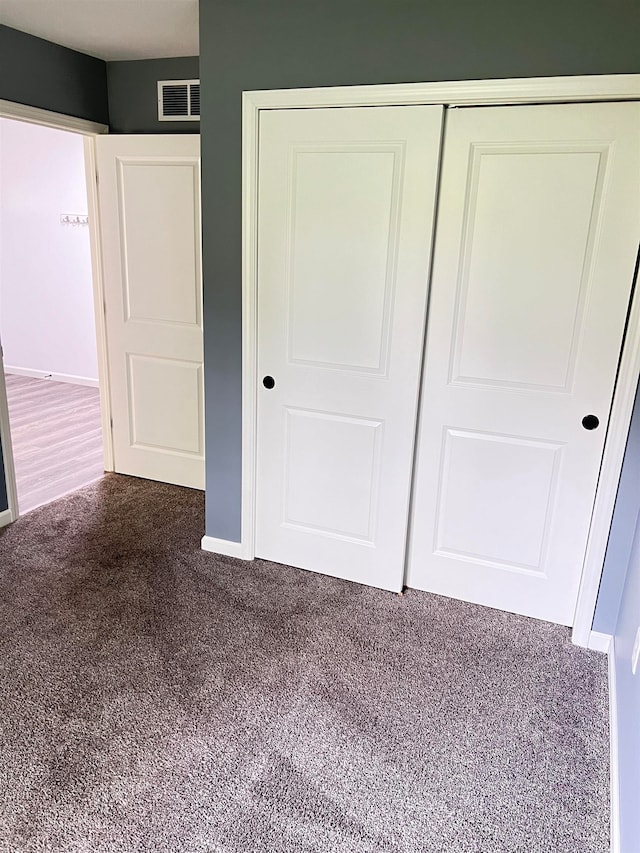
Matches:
[157,79,200,121]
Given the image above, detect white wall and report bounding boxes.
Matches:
[0,118,98,384]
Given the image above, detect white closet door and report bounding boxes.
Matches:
[407,103,640,624]
[256,106,443,591]
[96,135,204,490]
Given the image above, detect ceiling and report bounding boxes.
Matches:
[1,0,199,61]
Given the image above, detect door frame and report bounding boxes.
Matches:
[0,352,19,527]
[0,99,113,525]
[233,74,640,647]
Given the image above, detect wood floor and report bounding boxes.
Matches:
[5,374,104,514]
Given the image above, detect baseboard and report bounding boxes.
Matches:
[201,535,251,560]
[0,509,13,529]
[5,366,99,388]
[588,631,612,653]
[608,639,620,853]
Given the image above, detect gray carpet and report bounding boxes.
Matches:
[0,475,609,852]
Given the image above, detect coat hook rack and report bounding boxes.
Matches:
[60,214,89,226]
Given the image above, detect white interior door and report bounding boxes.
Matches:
[255,106,443,591]
[96,135,204,490]
[407,103,640,624]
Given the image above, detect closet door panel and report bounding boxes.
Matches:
[255,105,443,591]
[407,103,640,624]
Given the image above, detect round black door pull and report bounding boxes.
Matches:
[263,376,275,389]
[582,415,599,430]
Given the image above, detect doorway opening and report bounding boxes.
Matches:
[0,117,104,514]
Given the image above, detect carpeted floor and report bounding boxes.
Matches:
[0,475,609,852]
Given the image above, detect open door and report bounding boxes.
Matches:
[96,135,204,490]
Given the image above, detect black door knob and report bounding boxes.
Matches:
[263,376,275,389]
[582,415,599,430]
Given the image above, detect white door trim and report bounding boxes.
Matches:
[0,101,114,522]
[83,136,115,473]
[236,74,640,641]
[588,631,612,654]
[573,261,640,646]
[240,92,261,561]
[0,99,109,135]
[608,639,621,853]
[244,75,640,111]
[0,354,19,526]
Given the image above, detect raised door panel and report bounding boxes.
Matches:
[288,146,401,374]
[283,408,383,542]
[118,160,201,328]
[435,429,563,571]
[127,355,203,457]
[452,147,605,392]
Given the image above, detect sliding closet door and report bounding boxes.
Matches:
[407,103,640,624]
[256,106,443,591]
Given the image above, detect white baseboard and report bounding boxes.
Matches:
[588,631,612,653]
[0,508,13,529]
[5,366,99,388]
[201,535,252,560]
[608,639,620,853]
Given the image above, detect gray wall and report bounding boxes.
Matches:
[600,377,640,847]
[613,481,640,849]
[0,26,108,124]
[593,376,640,845]
[614,499,640,851]
[593,380,640,632]
[199,0,640,541]
[107,57,199,133]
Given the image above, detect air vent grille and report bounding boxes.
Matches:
[158,80,200,121]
